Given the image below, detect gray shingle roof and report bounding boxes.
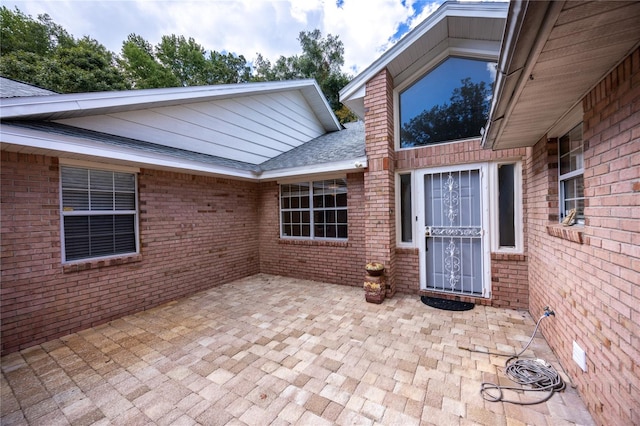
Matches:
[260,121,365,171]
[0,77,58,98]
[2,120,366,175]
[4,121,261,172]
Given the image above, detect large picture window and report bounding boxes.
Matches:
[559,124,584,223]
[280,178,347,239]
[399,57,497,148]
[61,165,138,262]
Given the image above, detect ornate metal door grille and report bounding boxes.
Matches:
[424,170,484,295]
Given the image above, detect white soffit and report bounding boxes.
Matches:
[340,1,508,119]
[0,80,341,165]
[484,0,640,150]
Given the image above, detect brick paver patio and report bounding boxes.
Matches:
[1,274,594,425]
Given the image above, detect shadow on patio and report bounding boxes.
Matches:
[1,274,594,425]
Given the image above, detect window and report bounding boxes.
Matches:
[399,173,413,243]
[491,162,523,252]
[559,124,584,223]
[280,178,347,239]
[399,57,497,148]
[61,165,138,262]
[498,164,516,247]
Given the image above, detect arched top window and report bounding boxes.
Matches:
[399,57,497,148]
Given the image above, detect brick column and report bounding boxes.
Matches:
[363,69,397,297]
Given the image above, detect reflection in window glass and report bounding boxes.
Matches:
[498,164,515,247]
[400,174,412,243]
[400,57,497,148]
[559,124,584,221]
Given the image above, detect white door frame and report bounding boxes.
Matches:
[416,163,491,297]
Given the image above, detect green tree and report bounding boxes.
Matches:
[208,50,251,84]
[47,37,129,92]
[1,6,353,120]
[155,35,209,86]
[119,34,180,88]
[252,30,356,123]
[151,35,251,87]
[401,78,490,146]
[0,6,127,92]
[0,6,70,56]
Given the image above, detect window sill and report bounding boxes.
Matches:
[278,239,348,247]
[63,253,142,273]
[396,247,419,255]
[546,224,584,244]
[491,252,526,261]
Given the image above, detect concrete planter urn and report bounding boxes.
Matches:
[364,262,384,276]
[364,262,385,304]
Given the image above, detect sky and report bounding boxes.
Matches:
[7,0,448,75]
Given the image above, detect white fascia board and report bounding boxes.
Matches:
[482,0,564,149]
[0,124,256,180]
[299,82,342,131]
[258,156,368,181]
[340,1,508,104]
[342,86,367,120]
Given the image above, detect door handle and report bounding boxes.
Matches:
[425,226,432,237]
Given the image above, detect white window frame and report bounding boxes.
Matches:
[489,161,523,253]
[396,163,523,253]
[279,177,348,241]
[558,123,584,224]
[59,159,139,263]
[393,51,500,152]
[396,171,416,248]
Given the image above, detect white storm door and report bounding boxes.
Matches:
[417,165,490,297]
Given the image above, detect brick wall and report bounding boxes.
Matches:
[395,248,419,294]
[1,154,260,355]
[258,173,365,288]
[526,48,639,426]
[490,253,528,309]
[364,69,397,296]
[395,139,527,170]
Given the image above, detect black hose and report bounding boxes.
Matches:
[461,313,566,405]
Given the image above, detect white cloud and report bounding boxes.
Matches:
[8,0,444,74]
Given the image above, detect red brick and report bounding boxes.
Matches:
[525,48,640,426]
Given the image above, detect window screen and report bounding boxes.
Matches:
[558,124,584,222]
[280,178,347,239]
[61,166,138,261]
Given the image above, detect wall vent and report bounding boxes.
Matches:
[573,341,587,372]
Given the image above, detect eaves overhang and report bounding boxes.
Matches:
[340,1,508,119]
[0,120,366,182]
[483,0,640,150]
[258,157,368,181]
[0,123,259,181]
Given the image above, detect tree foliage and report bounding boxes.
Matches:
[119,34,179,89]
[0,6,354,121]
[118,34,251,88]
[252,30,356,122]
[0,6,128,92]
[401,78,490,147]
